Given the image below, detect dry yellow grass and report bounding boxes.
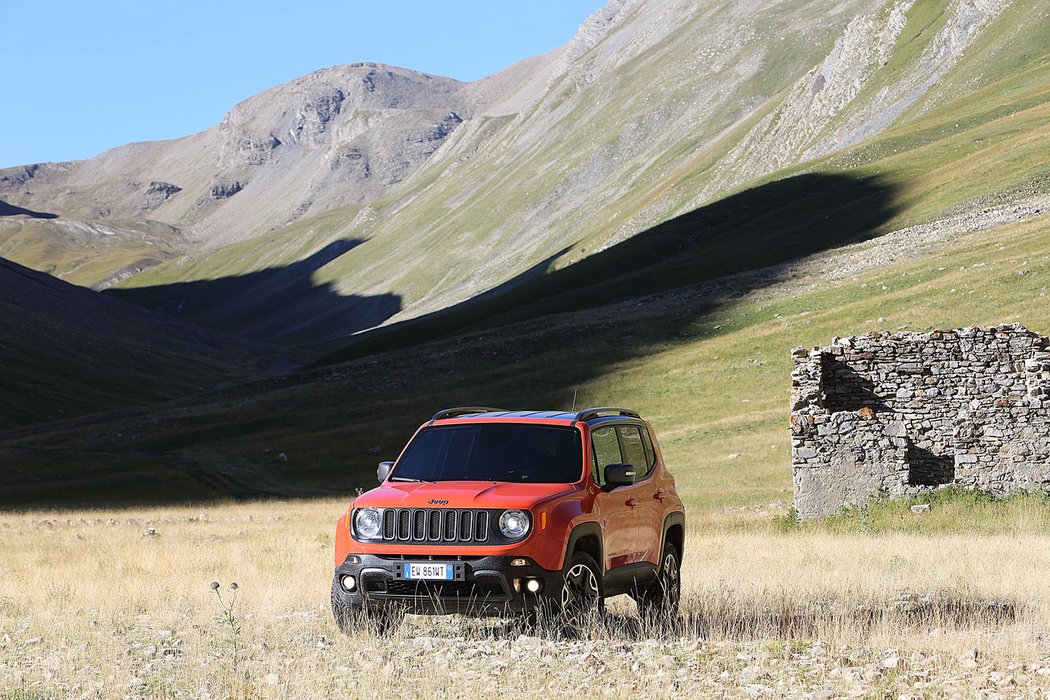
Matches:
[1,499,1049,699]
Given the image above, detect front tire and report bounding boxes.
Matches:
[331,576,355,634]
[559,551,604,636]
[331,576,403,636]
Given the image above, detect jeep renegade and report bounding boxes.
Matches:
[331,407,685,633]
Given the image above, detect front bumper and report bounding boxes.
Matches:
[332,553,563,616]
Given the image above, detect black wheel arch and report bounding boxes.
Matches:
[661,511,686,559]
[564,522,603,571]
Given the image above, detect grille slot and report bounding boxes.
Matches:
[379,508,492,543]
[398,510,410,540]
[413,510,426,540]
[444,510,457,542]
[380,579,506,598]
[459,510,473,541]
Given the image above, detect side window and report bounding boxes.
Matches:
[640,427,655,469]
[617,426,649,477]
[591,426,621,487]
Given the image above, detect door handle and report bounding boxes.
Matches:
[654,489,666,500]
[625,498,638,507]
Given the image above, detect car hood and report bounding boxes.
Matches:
[353,480,577,510]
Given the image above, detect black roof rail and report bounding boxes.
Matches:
[573,407,641,422]
[430,407,507,422]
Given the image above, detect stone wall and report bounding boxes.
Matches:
[790,324,1050,519]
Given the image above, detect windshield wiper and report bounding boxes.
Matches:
[388,476,433,483]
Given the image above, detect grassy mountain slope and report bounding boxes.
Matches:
[317,33,1050,362]
[0,258,296,430]
[103,206,405,346]
[114,0,881,326]
[0,215,185,288]
[2,185,1046,508]
[108,0,1044,351]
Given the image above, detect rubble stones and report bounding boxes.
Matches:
[209,180,244,199]
[791,324,1050,518]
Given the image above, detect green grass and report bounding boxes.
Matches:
[0,688,53,700]
[784,488,1050,534]
[115,204,363,288]
[0,218,183,288]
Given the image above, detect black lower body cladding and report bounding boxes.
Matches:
[332,553,564,616]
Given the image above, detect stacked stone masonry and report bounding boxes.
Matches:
[790,324,1050,519]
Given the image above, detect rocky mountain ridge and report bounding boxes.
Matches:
[0,63,479,252]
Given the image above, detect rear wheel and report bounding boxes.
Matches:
[559,551,604,636]
[636,543,681,625]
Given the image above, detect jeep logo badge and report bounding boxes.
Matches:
[427,499,449,506]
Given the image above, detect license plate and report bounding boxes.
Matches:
[404,563,453,580]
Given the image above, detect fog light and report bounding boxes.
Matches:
[346,555,360,564]
[510,558,528,567]
[340,575,357,592]
[526,579,542,593]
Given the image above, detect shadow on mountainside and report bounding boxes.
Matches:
[106,239,402,346]
[0,172,901,507]
[0,199,57,218]
[320,172,900,365]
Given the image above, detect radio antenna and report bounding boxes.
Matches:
[571,388,578,412]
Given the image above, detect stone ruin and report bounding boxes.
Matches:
[790,323,1050,519]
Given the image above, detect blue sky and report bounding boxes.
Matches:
[0,1,604,168]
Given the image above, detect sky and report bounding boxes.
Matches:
[0,1,604,168]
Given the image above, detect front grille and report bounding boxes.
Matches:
[379,508,491,543]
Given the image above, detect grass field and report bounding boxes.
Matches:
[2,498,1049,698]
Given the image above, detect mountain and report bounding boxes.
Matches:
[6,0,1045,351]
[0,257,295,429]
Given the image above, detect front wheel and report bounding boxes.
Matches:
[636,543,681,625]
[331,577,403,636]
[559,551,604,636]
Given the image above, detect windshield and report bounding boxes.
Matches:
[392,424,583,483]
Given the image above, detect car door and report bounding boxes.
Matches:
[614,424,660,566]
[591,424,653,571]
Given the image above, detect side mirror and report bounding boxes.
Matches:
[604,463,637,488]
[377,461,394,483]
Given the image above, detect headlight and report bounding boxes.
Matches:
[499,509,531,540]
[354,508,382,539]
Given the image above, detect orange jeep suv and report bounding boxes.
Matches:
[331,407,685,633]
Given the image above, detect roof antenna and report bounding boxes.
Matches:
[571,388,578,412]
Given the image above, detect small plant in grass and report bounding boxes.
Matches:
[771,507,799,532]
[211,581,242,669]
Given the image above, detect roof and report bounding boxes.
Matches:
[428,407,642,425]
